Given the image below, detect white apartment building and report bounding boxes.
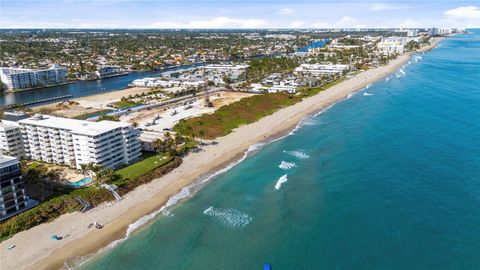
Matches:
[95,65,123,78]
[376,37,420,56]
[203,64,250,83]
[131,77,204,88]
[407,29,419,37]
[18,114,141,170]
[294,63,350,76]
[376,41,405,55]
[0,111,29,158]
[0,64,67,90]
[0,123,24,158]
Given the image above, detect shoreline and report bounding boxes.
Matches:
[3,81,78,94]
[0,38,443,270]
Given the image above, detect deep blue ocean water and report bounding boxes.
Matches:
[79,31,480,270]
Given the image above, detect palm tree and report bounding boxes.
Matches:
[80,163,89,177]
[153,138,165,154]
[91,164,103,183]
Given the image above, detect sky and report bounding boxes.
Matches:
[0,0,479,29]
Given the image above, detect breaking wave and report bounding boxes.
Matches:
[274,174,288,190]
[65,142,269,268]
[283,150,310,159]
[203,206,252,227]
[363,92,374,96]
[279,161,297,170]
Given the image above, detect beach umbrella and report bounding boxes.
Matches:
[50,235,58,240]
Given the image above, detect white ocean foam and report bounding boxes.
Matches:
[313,103,335,117]
[288,103,336,136]
[347,92,359,99]
[203,206,252,227]
[363,92,374,96]
[302,118,319,126]
[274,174,288,190]
[288,116,319,136]
[399,68,406,75]
[279,161,297,170]
[385,76,390,82]
[71,141,268,268]
[283,150,310,159]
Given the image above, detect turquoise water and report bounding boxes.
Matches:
[66,177,93,187]
[298,39,328,52]
[80,31,480,270]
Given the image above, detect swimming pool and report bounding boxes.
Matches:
[66,177,93,187]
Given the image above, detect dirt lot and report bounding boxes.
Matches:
[32,87,152,118]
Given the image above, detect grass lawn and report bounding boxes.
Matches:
[26,161,42,170]
[114,100,140,108]
[116,153,173,180]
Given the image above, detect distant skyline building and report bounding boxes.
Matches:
[0,64,67,90]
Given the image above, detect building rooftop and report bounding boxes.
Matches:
[0,121,19,131]
[139,131,164,142]
[0,154,18,167]
[18,114,132,136]
[1,111,29,122]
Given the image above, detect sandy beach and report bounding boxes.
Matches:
[0,38,442,270]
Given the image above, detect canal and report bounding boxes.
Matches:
[0,63,205,107]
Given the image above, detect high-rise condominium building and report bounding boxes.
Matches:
[0,64,67,90]
[0,154,29,221]
[18,114,141,170]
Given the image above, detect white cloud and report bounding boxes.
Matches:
[277,8,293,15]
[145,17,269,29]
[288,21,305,28]
[444,6,480,20]
[370,3,411,11]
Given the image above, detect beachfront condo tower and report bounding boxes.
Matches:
[0,154,30,221]
[17,114,142,170]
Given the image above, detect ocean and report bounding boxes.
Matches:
[78,30,480,270]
